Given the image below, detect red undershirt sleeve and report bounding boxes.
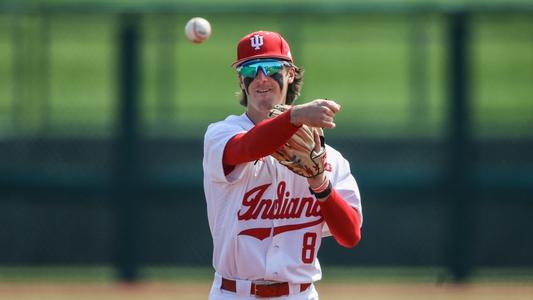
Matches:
[318,189,362,248]
[223,109,300,175]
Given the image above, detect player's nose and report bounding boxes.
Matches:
[255,67,268,81]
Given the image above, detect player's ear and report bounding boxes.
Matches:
[287,68,295,84]
[238,75,245,90]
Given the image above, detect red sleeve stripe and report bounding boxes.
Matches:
[319,189,361,248]
[223,109,300,174]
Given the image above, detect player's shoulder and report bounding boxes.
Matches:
[325,144,349,165]
[205,114,251,139]
[325,144,354,177]
[325,144,342,158]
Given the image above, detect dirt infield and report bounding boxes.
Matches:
[1,282,532,300]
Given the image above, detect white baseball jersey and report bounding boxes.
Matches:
[203,113,362,284]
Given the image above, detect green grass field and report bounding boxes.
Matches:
[0,266,532,300]
[3,266,533,283]
[2,282,533,300]
[0,7,532,138]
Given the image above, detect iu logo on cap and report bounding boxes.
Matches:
[250,34,264,50]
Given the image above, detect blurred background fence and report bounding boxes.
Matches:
[0,2,532,283]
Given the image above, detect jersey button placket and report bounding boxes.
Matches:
[266,180,281,280]
[265,165,282,280]
[264,220,279,279]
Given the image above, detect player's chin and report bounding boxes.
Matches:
[256,96,279,109]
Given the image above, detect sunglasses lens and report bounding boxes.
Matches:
[263,65,284,76]
[238,60,287,78]
[238,66,258,78]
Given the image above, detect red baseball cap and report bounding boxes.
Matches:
[232,31,293,67]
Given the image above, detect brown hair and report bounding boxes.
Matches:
[238,66,304,107]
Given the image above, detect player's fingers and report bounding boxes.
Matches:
[313,129,321,152]
[321,106,335,117]
[321,120,336,129]
[322,100,341,113]
[323,115,336,127]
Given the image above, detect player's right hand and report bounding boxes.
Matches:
[290,99,341,128]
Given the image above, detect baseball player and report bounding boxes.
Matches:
[203,31,363,299]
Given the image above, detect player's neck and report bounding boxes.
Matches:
[245,112,265,125]
[245,108,270,125]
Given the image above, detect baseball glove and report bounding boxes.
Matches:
[268,104,327,178]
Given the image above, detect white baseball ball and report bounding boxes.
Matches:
[184,17,211,44]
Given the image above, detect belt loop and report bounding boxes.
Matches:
[235,278,253,297]
[288,283,298,295]
[214,272,223,289]
[288,283,311,294]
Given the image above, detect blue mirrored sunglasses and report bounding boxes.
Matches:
[236,59,291,78]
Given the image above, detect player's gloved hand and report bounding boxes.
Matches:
[268,104,327,178]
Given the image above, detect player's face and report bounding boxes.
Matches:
[238,60,295,121]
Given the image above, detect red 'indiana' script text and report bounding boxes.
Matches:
[237,181,320,220]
